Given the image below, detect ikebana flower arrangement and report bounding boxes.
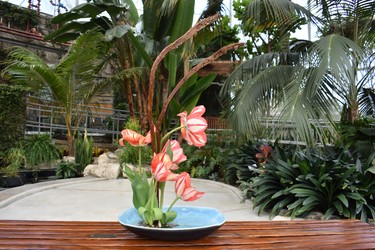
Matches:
[120,105,208,228]
[117,14,242,229]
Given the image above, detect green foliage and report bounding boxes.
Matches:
[178,133,235,181]
[0,147,26,177]
[222,140,266,199]
[250,144,375,222]
[22,134,61,169]
[117,118,152,165]
[0,84,27,155]
[56,161,81,179]
[3,30,112,156]
[74,131,94,173]
[0,1,39,30]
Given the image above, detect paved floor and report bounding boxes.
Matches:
[0,177,273,222]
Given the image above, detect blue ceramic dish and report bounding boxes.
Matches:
[118,206,226,241]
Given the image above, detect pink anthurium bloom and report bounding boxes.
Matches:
[177,105,208,147]
[175,172,204,201]
[119,129,151,147]
[151,152,178,182]
[162,140,187,168]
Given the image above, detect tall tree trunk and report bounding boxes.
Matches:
[348,100,359,124]
[67,134,74,157]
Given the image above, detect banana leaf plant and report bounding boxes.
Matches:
[44,0,221,133]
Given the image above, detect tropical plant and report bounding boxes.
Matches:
[178,133,231,181]
[44,0,226,133]
[221,0,375,146]
[222,140,266,198]
[74,131,94,174]
[2,30,112,155]
[0,147,26,177]
[22,134,61,170]
[56,161,81,179]
[250,144,375,222]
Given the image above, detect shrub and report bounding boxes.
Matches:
[250,144,375,222]
[178,133,234,181]
[0,84,27,156]
[222,141,265,198]
[0,147,26,177]
[56,161,81,179]
[22,134,61,169]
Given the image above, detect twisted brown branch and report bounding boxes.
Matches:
[157,42,245,126]
[147,13,220,151]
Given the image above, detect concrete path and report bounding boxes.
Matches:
[0,177,272,221]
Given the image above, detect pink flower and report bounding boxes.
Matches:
[162,140,187,167]
[151,152,178,182]
[175,172,204,201]
[177,105,208,147]
[119,129,151,147]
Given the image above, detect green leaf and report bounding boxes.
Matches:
[365,166,375,174]
[105,24,131,41]
[166,52,178,89]
[302,196,318,206]
[123,164,134,181]
[152,208,163,221]
[179,74,216,112]
[333,200,344,214]
[131,172,150,209]
[337,194,349,207]
[163,211,177,224]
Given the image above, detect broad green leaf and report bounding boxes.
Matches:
[152,208,163,221]
[337,194,349,207]
[163,211,177,223]
[365,166,375,174]
[131,172,149,209]
[105,24,131,41]
[167,52,178,89]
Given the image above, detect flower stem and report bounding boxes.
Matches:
[159,182,165,209]
[167,196,180,212]
[150,179,158,210]
[138,147,142,174]
[161,125,184,145]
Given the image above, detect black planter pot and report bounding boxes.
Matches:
[0,175,26,188]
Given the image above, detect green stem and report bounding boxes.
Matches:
[150,178,158,210]
[161,125,184,146]
[167,196,180,212]
[159,182,166,209]
[138,147,142,174]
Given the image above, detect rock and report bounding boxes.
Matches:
[83,163,121,179]
[62,156,75,163]
[97,152,119,165]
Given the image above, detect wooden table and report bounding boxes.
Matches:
[0,220,375,249]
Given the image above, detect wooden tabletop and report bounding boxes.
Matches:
[0,219,374,249]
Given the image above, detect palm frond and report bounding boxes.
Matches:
[247,0,321,28]
[3,47,63,92]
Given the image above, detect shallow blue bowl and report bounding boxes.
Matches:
[118,206,226,241]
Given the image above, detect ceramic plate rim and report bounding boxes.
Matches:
[118,206,226,231]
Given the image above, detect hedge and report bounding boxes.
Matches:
[0,84,27,156]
